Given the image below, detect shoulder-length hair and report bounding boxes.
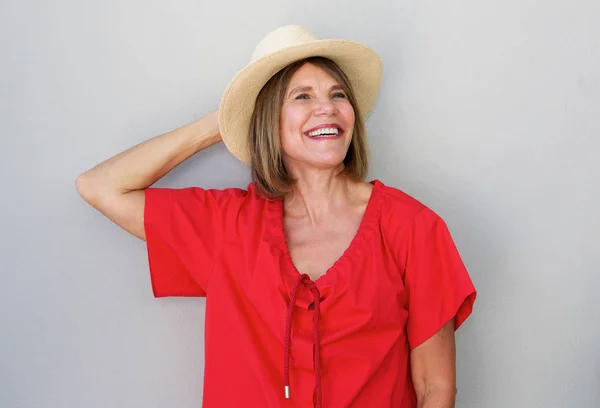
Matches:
[249,56,369,199]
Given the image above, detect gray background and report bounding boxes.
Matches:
[1,0,599,407]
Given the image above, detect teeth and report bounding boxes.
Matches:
[307,127,340,137]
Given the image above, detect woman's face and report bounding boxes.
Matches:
[280,63,355,174]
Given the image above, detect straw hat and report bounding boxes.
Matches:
[218,25,383,164]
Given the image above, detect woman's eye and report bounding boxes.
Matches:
[332,92,347,99]
[295,93,310,100]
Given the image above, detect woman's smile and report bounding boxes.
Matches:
[304,123,345,140]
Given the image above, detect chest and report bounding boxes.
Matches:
[283,213,363,281]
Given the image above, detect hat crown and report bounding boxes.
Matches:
[251,25,318,62]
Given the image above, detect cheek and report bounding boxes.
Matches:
[281,104,306,132]
[279,107,299,151]
[280,105,310,148]
[339,103,356,124]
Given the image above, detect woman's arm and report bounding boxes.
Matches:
[410,320,457,408]
[75,110,221,240]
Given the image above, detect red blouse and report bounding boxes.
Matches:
[144,179,476,408]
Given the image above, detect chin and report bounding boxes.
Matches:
[283,148,348,172]
[307,155,346,169]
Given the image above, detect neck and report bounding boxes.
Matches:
[284,170,354,222]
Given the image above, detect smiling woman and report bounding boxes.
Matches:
[250,56,368,198]
[76,25,476,408]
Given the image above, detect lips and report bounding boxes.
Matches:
[304,123,345,138]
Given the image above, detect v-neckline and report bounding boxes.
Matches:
[270,179,383,288]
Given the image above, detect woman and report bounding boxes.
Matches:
[77,25,476,408]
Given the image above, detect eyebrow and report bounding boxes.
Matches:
[287,84,345,98]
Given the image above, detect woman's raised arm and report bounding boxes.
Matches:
[75,110,221,240]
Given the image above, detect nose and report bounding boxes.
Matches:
[313,96,338,116]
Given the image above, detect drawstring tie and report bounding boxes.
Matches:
[284,274,322,408]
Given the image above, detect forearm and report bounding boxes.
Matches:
[77,111,221,199]
[417,387,456,408]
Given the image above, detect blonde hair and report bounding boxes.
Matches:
[249,57,369,199]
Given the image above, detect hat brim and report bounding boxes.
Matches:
[219,39,383,164]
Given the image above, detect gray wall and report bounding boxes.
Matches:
[1,0,598,407]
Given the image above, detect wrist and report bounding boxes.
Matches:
[191,111,222,149]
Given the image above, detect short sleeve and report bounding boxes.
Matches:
[403,208,477,349]
[144,186,246,298]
